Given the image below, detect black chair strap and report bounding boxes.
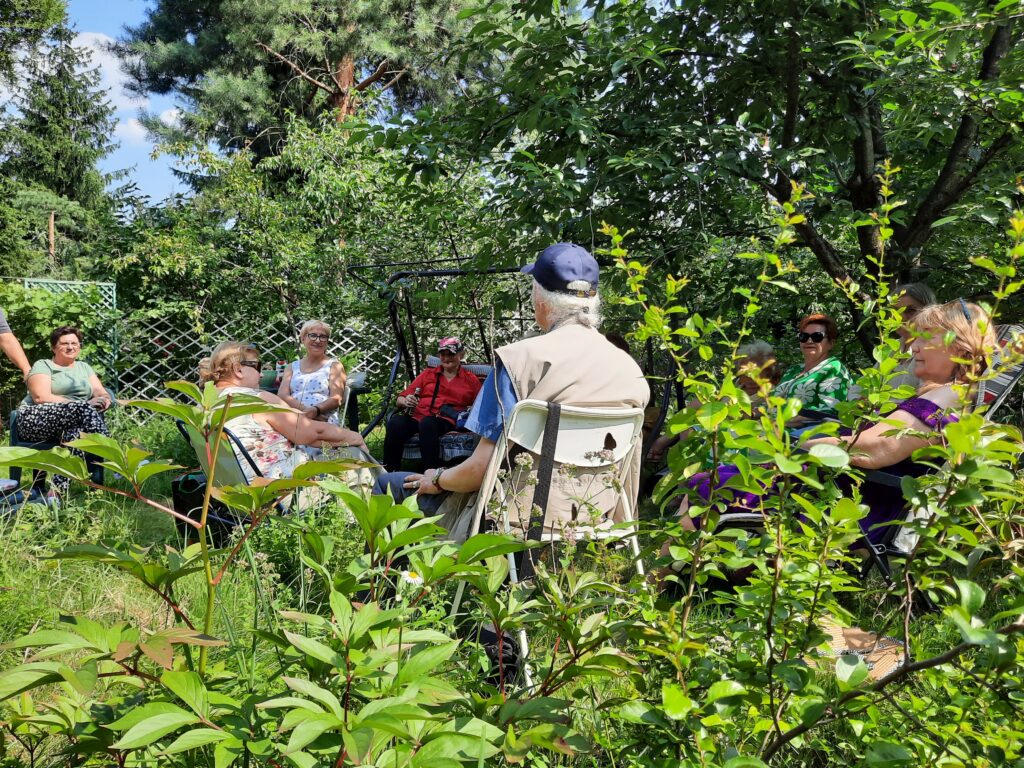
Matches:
[519,402,560,581]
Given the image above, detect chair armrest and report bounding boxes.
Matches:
[863,469,903,488]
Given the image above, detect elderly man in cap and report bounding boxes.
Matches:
[378,242,650,536]
[382,336,483,471]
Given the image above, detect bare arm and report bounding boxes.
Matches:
[26,374,70,405]
[277,365,305,411]
[806,387,957,470]
[317,361,346,414]
[264,409,367,451]
[410,438,496,497]
[87,373,112,412]
[0,332,30,378]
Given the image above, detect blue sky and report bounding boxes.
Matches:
[69,0,182,203]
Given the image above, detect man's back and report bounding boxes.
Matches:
[495,324,650,534]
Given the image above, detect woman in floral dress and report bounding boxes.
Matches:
[198,341,367,481]
[774,313,853,424]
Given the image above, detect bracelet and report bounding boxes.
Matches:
[433,468,447,492]
[313,405,321,417]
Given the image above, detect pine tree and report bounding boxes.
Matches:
[0,0,65,83]
[117,0,477,154]
[0,22,120,275]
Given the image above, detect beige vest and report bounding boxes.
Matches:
[494,323,650,534]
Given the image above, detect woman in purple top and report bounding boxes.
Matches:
[670,299,996,546]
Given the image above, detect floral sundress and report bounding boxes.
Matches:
[774,356,854,418]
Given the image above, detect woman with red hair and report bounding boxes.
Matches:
[774,313,853,422]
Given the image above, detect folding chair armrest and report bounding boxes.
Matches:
[863,469,903,488]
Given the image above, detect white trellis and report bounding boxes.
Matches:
[116,315,395,411]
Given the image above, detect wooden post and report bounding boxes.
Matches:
[48,211,55,260]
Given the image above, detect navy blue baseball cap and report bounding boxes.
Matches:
[521,242,599,297]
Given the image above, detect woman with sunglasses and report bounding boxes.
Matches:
[655,300,996,577]
[278,320,346,426]
[199,341,367,481]
[774,313,853,423]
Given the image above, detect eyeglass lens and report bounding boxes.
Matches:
[306,333,329,342]
[798,331,825,343]
[240,360,263,372]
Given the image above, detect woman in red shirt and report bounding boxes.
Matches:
[382,337,482,471]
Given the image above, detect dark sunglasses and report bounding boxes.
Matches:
[239,359,263,372]
[797,331,826,343]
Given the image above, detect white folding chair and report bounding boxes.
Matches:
[449,398,645,687]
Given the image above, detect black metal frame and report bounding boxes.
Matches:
[361,266,524,437]
[174,420,288,521]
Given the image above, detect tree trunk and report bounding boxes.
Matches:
[333,54,355,122]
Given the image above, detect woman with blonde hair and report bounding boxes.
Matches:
[278,320,347,426]
[199,341,368,482]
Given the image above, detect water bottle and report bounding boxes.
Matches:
[275,360,286,388]
[405,386,421,415]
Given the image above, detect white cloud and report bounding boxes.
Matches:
[74,31,147,112]
[115,117,148,145]
[158,107,181,127]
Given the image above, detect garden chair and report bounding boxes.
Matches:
[447,398,646,686]
[858,323,1024,582]
[174,421,289,541]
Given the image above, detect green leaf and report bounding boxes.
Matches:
[283,630,344,668]
[835,654,869,689]
[284,712,342,754]
[661,682,693,719]
[696,401,728,430]
[955,578,986,615]
[0,662,65,700]
[773,453,803,474]
[706,679,746,702]
[929,1,963,18]
[111,709,199,749]
[808,443,849,468]
[725,758,769,768]
[457,533,531,564]
[866,740,914,766]
[397,641,460,684]
[161,728,232,755]
[161,670,209,718]
[283,676,344,719]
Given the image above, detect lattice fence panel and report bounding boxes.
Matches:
[19,278,118,312]
[117,315,395,419]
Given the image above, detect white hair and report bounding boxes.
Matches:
[736,340,775,365]
[298,319,331,339]
[533,281,602,329]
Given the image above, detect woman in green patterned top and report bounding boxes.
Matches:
[775,313,853,423]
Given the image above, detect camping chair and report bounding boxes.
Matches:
[175,420,289,537]
[449,398,646,686]
[858,323,1024,583]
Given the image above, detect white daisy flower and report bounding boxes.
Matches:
[401,570,424,587]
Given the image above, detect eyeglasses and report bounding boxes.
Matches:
[797,331,826,343]
[305,333,329,342]
[58,342,81,348]
[239,360,263,372]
